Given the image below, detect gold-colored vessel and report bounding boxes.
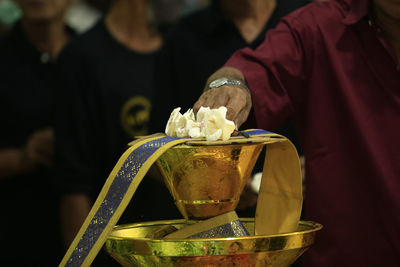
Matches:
[155,143,264,219]
[105,218,322,267]
[105,137,322,266]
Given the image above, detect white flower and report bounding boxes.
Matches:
[188,123,204,138]
[165,107,182,136]
[165,106,235,141]
[200,106,235,141]
[196,106,210,123]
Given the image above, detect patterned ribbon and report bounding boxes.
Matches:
[164,211,250,239]
[59,130,302,266]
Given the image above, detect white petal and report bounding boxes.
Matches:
[165,107,182,136]
[196,106,210,122]
[221,120,235,141]
[189,127,203,138]
[206,129,222,141]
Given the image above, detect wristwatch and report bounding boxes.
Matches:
[208,77,249,91]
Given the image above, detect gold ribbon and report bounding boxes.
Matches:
[256,138,303,235]
[59,130,302,266]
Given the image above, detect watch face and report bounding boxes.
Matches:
[209,77,228,88]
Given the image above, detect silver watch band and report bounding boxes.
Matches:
[208,77,249,91]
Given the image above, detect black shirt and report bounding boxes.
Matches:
[0,22,71,266]
[0,24,55,146]
[54,19,180,226]
[152,0,309,144]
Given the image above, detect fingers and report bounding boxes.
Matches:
[24,143,52,167]
[225,93,245,119]
[34,128,54,162]
[224,87,251,128]
[234,100,252,129]
[24,128,55,167]
[212,89,229,108]
[231,130,239,136]
[194,85,251,125]
[193,90,219,114]
[194,86,236,114]
[37,127,55,147]
[235,111,248,129]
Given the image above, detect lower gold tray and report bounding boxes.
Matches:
[105,218,322,267]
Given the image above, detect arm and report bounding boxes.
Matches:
[194,15,311,131]
[0,128,54,179]
[60,193,92,248]
[0,148,29,178]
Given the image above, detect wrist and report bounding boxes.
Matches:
[207,77,249,92]
[17,147,36,174]
[205,67,247,91]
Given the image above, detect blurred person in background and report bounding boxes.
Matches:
[0,0,75,265]
[53,0,185,265]
[0,0,22,34]
[151,0,310,218]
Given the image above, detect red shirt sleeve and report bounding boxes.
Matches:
[225,16,313,131]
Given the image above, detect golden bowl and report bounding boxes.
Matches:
[155,143,264,219]
[105,218,322,267]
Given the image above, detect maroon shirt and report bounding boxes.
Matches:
[226,0,400,266]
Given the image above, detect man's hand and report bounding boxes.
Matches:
[0,127,54,179]
[22,127,54,168]
[193,67,252,129]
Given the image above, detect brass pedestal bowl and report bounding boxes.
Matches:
[155,142,264,219]
[105,137,322,266]
[105,218,322,267]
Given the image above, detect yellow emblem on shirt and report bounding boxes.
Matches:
[120,96,151,137]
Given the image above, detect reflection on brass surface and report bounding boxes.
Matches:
[105,219,323,267]
[155,144,263,219]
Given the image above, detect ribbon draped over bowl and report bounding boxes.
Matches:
[59,129,303,267]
